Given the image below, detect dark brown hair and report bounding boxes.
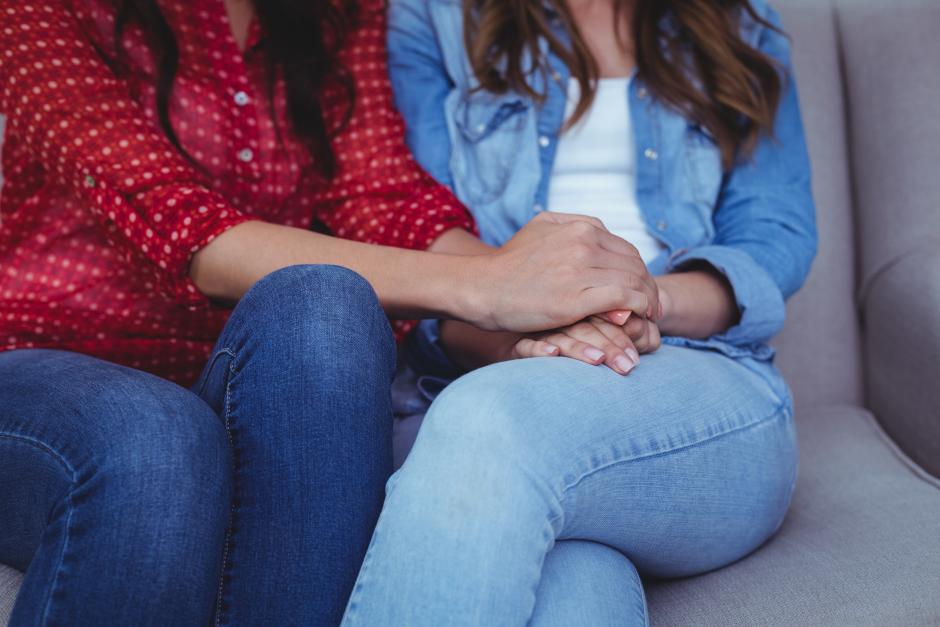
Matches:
[112,0,357,178]
[463,0,784,169]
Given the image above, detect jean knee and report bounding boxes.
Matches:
[235,264,395,376]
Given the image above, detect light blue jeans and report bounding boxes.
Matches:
[342,345,798,626]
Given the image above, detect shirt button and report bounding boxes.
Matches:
[637,87,648,99]
[238,148,254,163]
[538,135,551,148]
[656,220,668,231]
[83,174,96,188]
[233,91,249,106]
[533,203,544,212]
[644,148,659,160]
[550,71,562,82]
[476,123,487,134]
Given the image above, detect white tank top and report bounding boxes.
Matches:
[547,78,664,264]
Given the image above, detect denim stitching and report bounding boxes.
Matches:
[0,433,77,626]
[203,348,240,627]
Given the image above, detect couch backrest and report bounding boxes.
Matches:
[771,0,864,408]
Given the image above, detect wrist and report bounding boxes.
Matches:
[450,254,499,329]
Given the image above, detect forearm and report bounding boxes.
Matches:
[191,221,482,321]
[655,268,739,339]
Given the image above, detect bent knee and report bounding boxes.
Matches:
[234,264,394,370]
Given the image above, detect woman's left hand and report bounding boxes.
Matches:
[512,314,661,376]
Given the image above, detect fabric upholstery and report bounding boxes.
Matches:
[0,565,21,627]
[836,0,940,477]
[864,247,940,478]
[770,0,863,408]
[837,0,940,294]
[646,405,940,626]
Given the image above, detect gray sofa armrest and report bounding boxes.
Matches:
[863,245,940,478]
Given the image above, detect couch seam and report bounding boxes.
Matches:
[860,407,940,490]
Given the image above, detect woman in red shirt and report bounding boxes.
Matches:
[0,0,659,624]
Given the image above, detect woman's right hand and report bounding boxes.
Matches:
[463,212,660,332]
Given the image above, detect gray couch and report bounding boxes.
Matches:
[2,0,939,624]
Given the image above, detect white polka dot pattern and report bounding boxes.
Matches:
[0,0,475,384]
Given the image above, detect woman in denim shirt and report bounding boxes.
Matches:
[344,0,817,624]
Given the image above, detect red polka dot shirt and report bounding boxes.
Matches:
[0,0,474,385]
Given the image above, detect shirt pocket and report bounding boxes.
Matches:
[449,92,534,206]
[683,124,723,209]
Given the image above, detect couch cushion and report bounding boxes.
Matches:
[0,564,21,627]
[645,404,940,625]
[837,0,940,297]
[770,0,864,408]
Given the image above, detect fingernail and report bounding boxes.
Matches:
[625,348,640,365]
[614,355,635,373]
[584,347,605,362]
[544,344,560,355]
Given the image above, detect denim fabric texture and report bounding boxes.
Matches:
[387,0,818,364]
[0,264,397,626]
[344,346,798,626]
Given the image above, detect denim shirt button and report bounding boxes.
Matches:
[533,203,544,213]
[656,220,668,231]
[538,135,551,148]
[637,87,649,99]
[644,148,659,160]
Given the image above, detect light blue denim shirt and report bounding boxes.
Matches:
[387,0,817,372]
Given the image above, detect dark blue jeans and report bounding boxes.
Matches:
[0,265,396,626]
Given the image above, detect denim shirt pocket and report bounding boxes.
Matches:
[680,124,723,244]
[449,91,535,207]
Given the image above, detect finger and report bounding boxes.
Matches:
[559,323,638,376]
[578,273,650,318]
[539,212,609,232]
[512,338,561,360]
[541,332,608,367]
[589,316,634,350]
[646,320,662,353]
[599,310,631,325]
[582,248,660,317]
[626,318,661,355]
[589,317,641,372]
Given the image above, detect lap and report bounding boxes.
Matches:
[0,349,225,470]
[416,345,790,467]
[403,346,798,576]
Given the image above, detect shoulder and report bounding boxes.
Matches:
[739,0,788,52]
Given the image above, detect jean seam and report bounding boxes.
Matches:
[0,433,78,626]
[204,347,240,627]
[553,401,793,521]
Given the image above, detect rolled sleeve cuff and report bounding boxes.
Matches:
[667,245,786,348]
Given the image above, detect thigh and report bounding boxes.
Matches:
[531,540,648,627]
[0,349,228,569]
[413,345,797,576]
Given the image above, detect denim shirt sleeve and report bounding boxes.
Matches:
[667,3,818,350]
[386,0,456,189]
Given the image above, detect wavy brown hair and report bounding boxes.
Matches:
[463,0,784,169]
